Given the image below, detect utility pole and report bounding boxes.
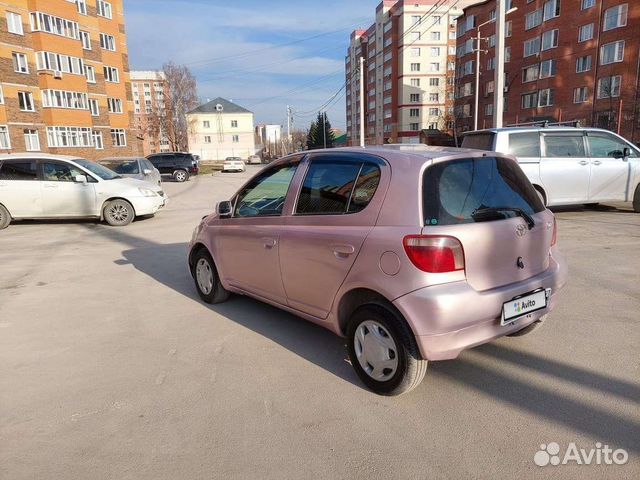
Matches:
[286,105,291,153]
[322,111,327,149]
[359,56,365,147]
[474,28,483,131]
[493,0,506,128]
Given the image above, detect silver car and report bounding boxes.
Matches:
[99,157,162,187]
[461,127,640,211]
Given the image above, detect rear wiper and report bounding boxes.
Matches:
[472,207,535,230]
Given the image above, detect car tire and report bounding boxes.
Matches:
[191,249,230,304]
[173,169,189,182]
[0,204,12,230]
[507,315,547,337]
[103,199,135,227]
[347,305,427,396]
[633,184,640,213]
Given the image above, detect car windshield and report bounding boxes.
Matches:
[74,159,121,180]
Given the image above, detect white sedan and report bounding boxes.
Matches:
[222,157,246,172]
[0,153,167,229]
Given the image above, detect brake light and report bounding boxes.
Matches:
[403,235,465,273]
[551,217,557,246]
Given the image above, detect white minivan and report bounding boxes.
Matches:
[0,154,167,229]
[461,127,640,212]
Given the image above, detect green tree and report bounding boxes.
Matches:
[306,112,335,149]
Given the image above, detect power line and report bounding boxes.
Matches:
[293,83,346,117]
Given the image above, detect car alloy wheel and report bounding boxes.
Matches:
[175,171,187,182]
[353,320,399,381]
[195,257,214,295]
[104,199,134,226]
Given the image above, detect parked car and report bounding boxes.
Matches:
[188,146,567,395]
[98,157,162,187]
[461,127,640,211]
[146,152,199,182]
[223,157,246,172]
[0,154,167,229]
[247,155,262,165]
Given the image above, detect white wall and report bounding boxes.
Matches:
[187,112,256,160]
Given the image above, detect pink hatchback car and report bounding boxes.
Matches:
[188,146,567,395]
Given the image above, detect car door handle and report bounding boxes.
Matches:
[262,238,277,249]
[578,160,589,165]
[43,184,58,188]
[591,160,602,165]
[331,244,356,258]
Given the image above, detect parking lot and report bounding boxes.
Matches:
[1,165,638,479]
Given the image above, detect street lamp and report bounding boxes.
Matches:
[493,2,518,128]
[472,4,517,131]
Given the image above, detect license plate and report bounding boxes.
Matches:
[501,289,549,326]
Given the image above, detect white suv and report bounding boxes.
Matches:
[0,154,167,229]
[461,127,640,211]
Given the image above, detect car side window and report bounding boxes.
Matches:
[543,134,586,157]
[0,160,37,180]
[587,134,637,158]
[143,160,155,170]
[42,162,85,182]
[508,132,541,157]
[234,163,298,217]
[296,160,381,215]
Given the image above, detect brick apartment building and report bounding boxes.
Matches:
[345,1,478,146]
[454,0,640,144]
[0,0,140,159]
[130,70,171,156]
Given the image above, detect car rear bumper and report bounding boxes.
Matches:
[130,195,167,216]
[393,251,568,361]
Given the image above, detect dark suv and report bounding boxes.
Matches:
[146,153,199,182]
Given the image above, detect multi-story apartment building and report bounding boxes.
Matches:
[187,97,256,160]
[0,0,139,159]
[345,0,476,146]
[131,71,171,156]
[454,0,640,144]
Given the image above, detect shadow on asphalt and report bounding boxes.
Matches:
[91,226,640,452]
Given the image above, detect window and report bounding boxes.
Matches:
[597,75,621,98]
[430,47,440,57]
[463,60,474,76]
[429,108,440,115]
[411,31,420,41]
[579,24,593,42]
[539,59,556,79]
[410,78,420,87]
[525,9,542,30]
[410,93,420,102]
[576,55,592,73]
[524,38,540,57]
[538,88,554,107]
[6,12,23,35]
[204,135,211,143]
[97,0,113,19]
[42,162,85,182]
[92,131,104,149]
[234,163,298,217]
[488,35,496,48]
[76,0,88,15]
[41,90,88,110]
[203,120,210,128]
[29,12,79,39]
[111,128,126,147]
[99,33,116,51]
[505,46,511,63]
[36,51,84,75]
[432,15,441,25]
[24,129,40,151]
[80,31,91,49]
[410,48,420,58]
[18,91,35,112]
[485,103,493,116]
[582,0,595,9]
[486,81,495,94]
[85,64,96,83]
[231,120,238,128]
[232,135,239,143]
[422,157,544,227]
[411,15,421,25]
[541,29,558,50]
[429,78,439,86]
[89,98,99,116]
[523,65,539,83]
[600,41,624,65]
[544,134,585,157]
[103,66,119,83]
[574,87,588,103]
[522,92,538,109]
[409,108,419,117]
[508,132,541,157]
[603,4,627,31]
[430,31,440,41]
[107,98,123,113]
[0,126,11,149]
[505,20,512,37]
[429,93,439,102]
[430,62,440,72]
[12,52,28,73]
[487,57,495,70]
[46,127,93,147]
[543,0,560,21]
[410,63,420,72]
[587,133,637,158]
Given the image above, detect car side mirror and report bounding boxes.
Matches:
[217,200,232,218]
[143,169,152,175]
[623,147,631,159]
[74,174,88,183]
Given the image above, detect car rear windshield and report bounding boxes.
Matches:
[461,133,495,151]
[423,157,544,226]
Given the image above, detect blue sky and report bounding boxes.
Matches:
[124,0,381,130]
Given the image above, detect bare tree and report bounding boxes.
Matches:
[160,62,199,152]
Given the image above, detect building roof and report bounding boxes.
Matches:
[130,71,166,81]
[188,97,253,115]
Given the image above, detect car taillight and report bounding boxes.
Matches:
[403,235,465,273]
[551,217,557,246]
